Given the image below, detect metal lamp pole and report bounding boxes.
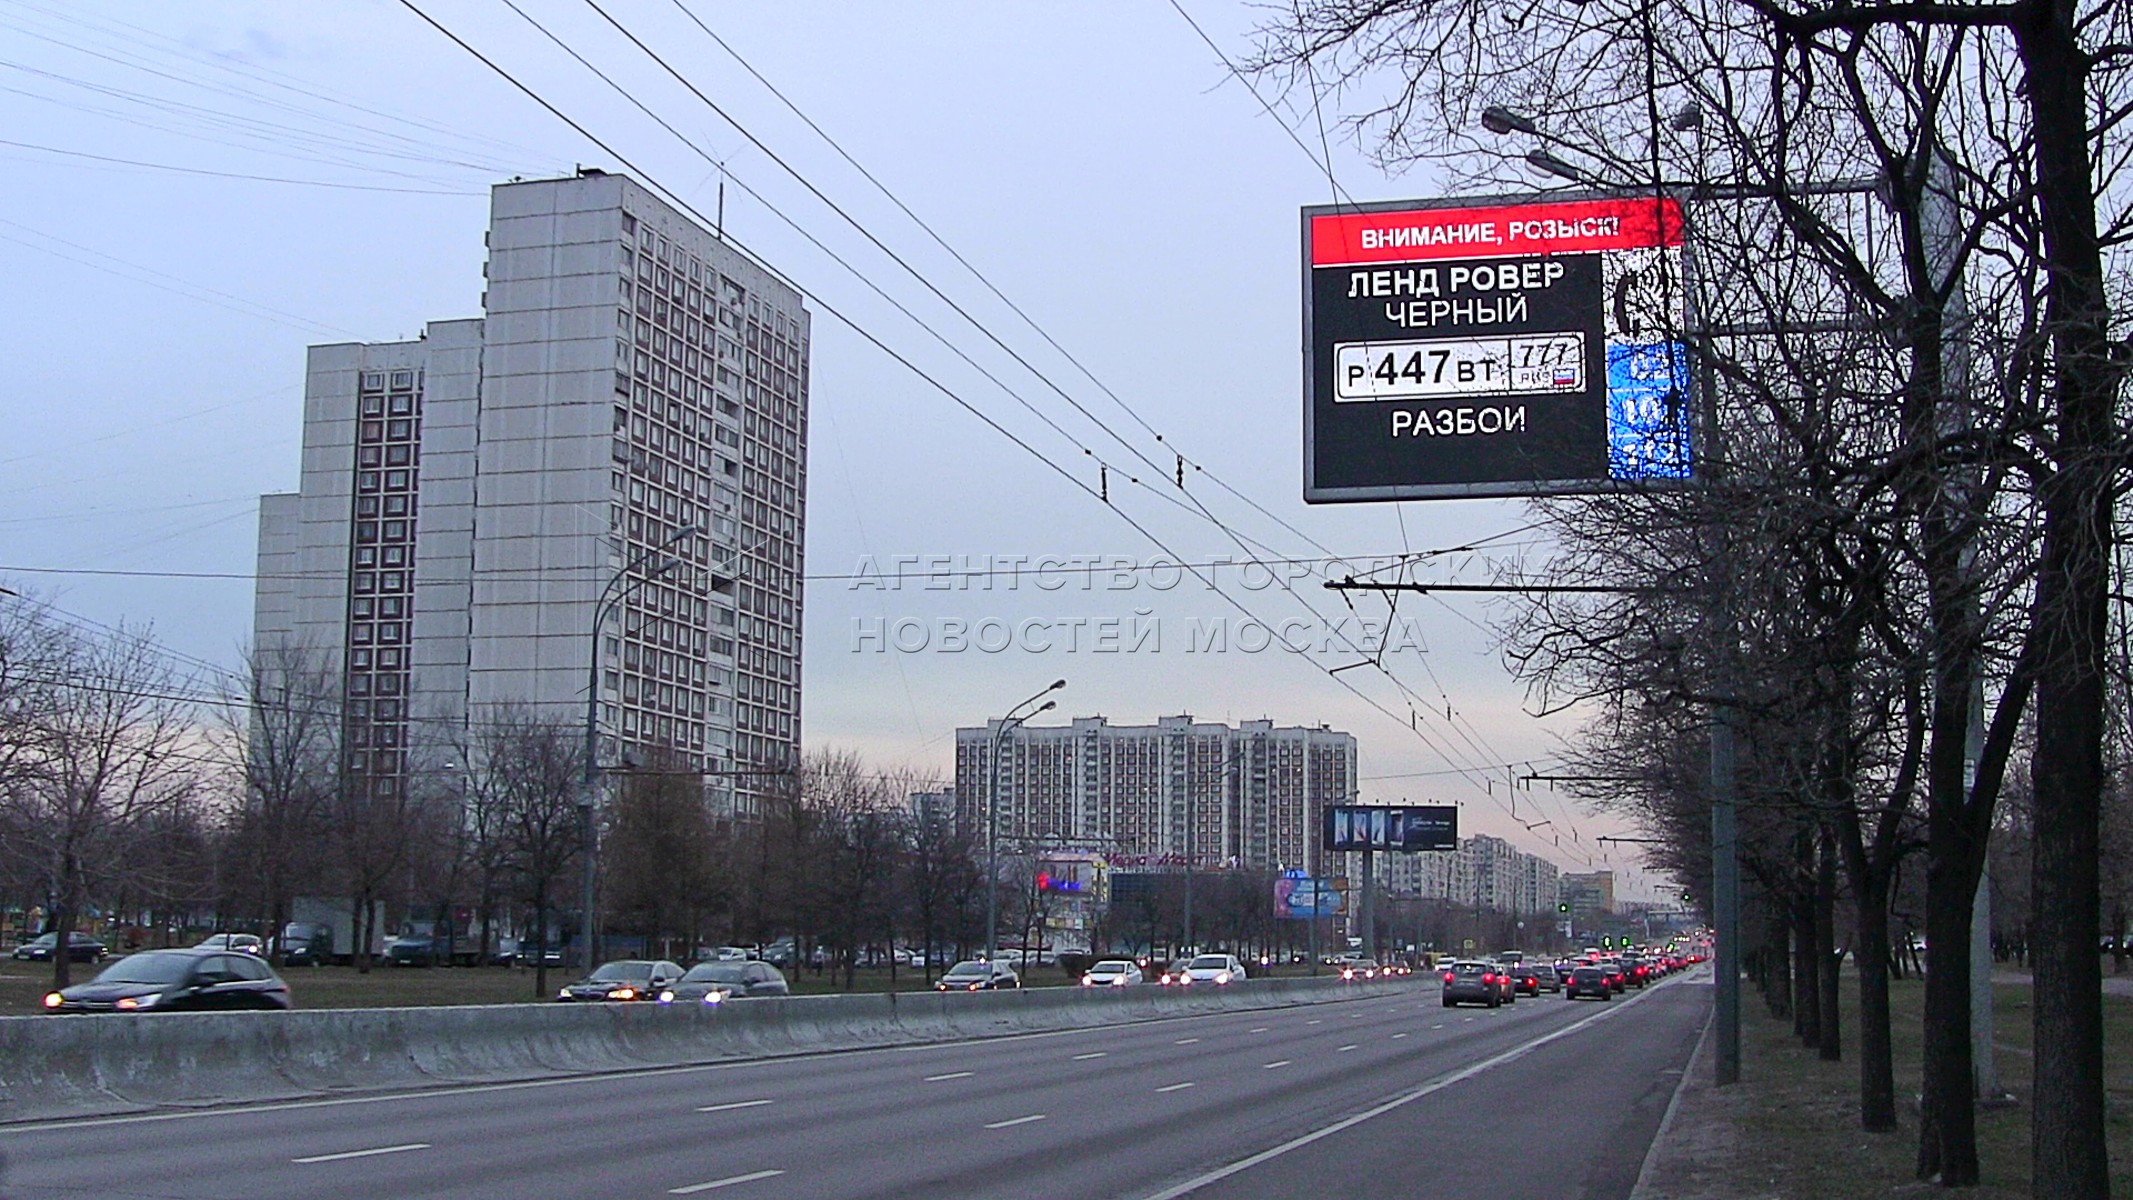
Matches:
[580,524,699,972]
[986,680,1065,965]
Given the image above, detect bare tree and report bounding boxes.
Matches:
[470,703,584,998]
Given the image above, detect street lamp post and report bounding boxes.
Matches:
[581,524,699,972]
[986,680,1065,966]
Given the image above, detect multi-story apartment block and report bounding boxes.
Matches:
[952,715,1357,872]
[252,170,808,818]
[1376,833,1563,915]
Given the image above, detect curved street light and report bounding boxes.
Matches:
[580,524,700,971]
[985,679,1065,966]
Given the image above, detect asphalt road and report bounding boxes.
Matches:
[0,969,1710,1200]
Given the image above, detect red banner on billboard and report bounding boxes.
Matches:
[1311,197,1685,266]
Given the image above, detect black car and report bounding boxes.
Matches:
[1564,964,1613,1001]
[556,959,683,1002]
[44,948,292,1012]
[661,960,790,1005]
[934,960,1020,991]
[12,932,108,963]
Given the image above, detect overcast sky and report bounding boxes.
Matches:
[0,1,1671,898]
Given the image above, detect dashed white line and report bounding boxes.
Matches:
[670,1170,784,1194]
[1431,1023,1445,1030]
[1305,1019,1322,1025]
[1072,1052,1107,1061]
[1391,1033,1409,1040]
[985,1114,1048,1130]
[1337,1044,1358,1053]
[1157,1082,1196,1093]
[1174,1037,1200,1045]
[292,1143,430,1164]
[924,1071,974,1082]
[696,1099,773,1113]
[1263,1060,1292,1069]
[1249,1027,1269,1033]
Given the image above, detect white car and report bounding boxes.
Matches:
[1173,953,1246,986]
[1081,959,1144,987]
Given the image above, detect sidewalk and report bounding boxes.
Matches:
[1628,985,1763,1200]
[1989,966,2133,999]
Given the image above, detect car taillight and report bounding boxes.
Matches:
[1482,973,1495,983]
[1441,972,1454,983]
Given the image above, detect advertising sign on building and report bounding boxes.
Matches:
[1303,192,1692,501]
[1322,804,1459,852]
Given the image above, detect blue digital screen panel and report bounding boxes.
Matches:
[1606,340,1693,480]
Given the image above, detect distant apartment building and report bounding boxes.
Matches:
[1378,834,1562,915]
[252,169,808,818]
[908,788,956,827]
[952,715,1358,872]
[1561,871,1617,931]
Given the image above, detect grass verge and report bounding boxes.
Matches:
[1639,971,2133,1198]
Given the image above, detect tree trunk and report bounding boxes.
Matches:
[47,898,74,992]
[1917,825,1980,1185]
[1817,830,1842,1062]
[2015,7,2115,1196]
[1795,892,1820,1047]
[1855,871,1898,1131]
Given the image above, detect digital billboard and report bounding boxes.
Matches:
[1303,193,1692,502]
[1322,804,1458,852]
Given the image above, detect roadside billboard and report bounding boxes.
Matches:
[1273,874,1345,919]
[1321,804,1459,852]
[1303,192,1692,501]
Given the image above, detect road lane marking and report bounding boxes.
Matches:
[1157,1082,1196,1093]
[1391,1033,1409,1040]
[1431,1024,1445,1029]
[1337,1044,1358,1053]
[1263,1060,1292,1069]
[292,1143,430,1164]
[985,1114,1047,1129]
[924,1071,975,1082]
[1174,1038,1200,1045]
[1249,1027,1268,1033]
[1072,1052,1108,1060]
[696,1100,773,1113]
[1138,975,1674,1200]
[671,1170,785,1194]
[1464,1017,1475,1023]
[1306,1019,1322,1025]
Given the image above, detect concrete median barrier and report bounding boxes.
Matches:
[0,973,1417,1125]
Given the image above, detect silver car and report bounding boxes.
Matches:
[1081,959,1144,987]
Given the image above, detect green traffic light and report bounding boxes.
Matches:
[1558,902,1570,913]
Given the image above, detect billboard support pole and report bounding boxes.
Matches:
[1361,850,1377,963]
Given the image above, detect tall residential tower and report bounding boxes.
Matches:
[252,170,808,817]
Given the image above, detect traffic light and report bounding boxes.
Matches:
[1558,902,1570,913]
[1681,889,1694,903]
[1602,935,1613,949]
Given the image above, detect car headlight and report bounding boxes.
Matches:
[558,988,571,1000]
[1081,977,1093,986]
[1215,972,1231,984]
[42,992,62,1009]
[658,990,675,1004]
[1111,976,1128,986]
[607,988,636,1001]
[703,990,725,1005]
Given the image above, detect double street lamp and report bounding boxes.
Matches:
[581,524,700,971]
[985,679,1065,966]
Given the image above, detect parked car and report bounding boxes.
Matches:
[13,933,107,963]
[556,960,684,1002]
[661,960,790,1004]
[1445,960,1510,1008]
[1080,959,1144,987]
[194,933,266,956]
[44,948,291,1012]
[934,960,1020,991]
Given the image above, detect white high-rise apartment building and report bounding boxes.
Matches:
[1377,834,1561,915]
[252,171,808,817]
[952,715,1358,872]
